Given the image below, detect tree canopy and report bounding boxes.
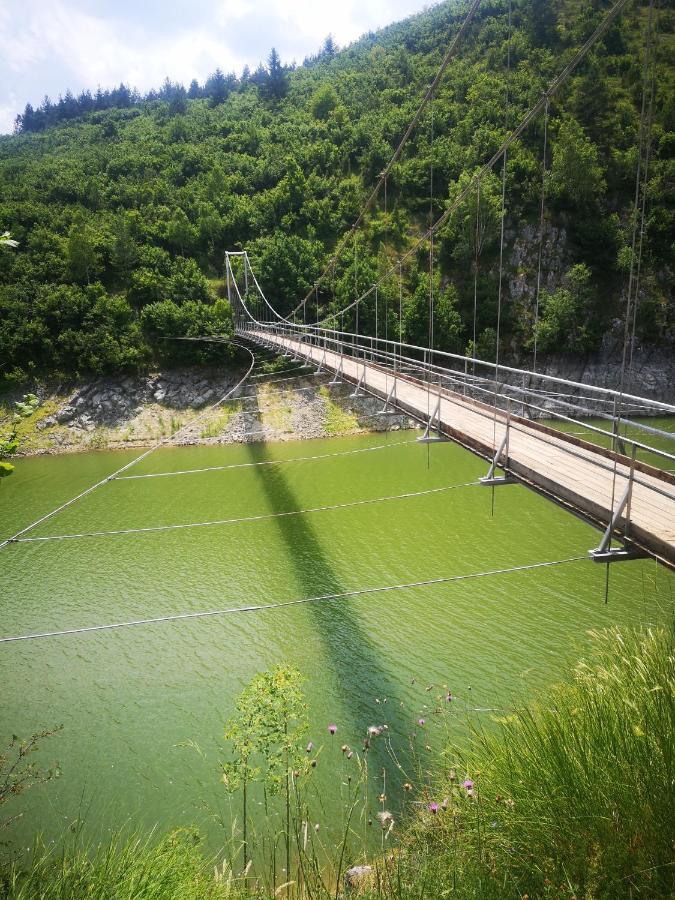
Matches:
[0,0,671,382]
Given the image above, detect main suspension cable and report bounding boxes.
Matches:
[293,0,635,333]
[289,0,485,320]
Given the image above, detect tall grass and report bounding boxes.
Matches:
[3,627,672,898]
[391,626,674,898]
[3,827,245,899]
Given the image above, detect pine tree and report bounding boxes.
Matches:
[266,47,288,101]
[205,68,228,105]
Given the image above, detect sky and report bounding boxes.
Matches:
[0,0,431,134]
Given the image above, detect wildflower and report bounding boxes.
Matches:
[314,823,320,832]
[377,810,394,828]
[347,751,354,760]
[368,725,384,737]
[466,788,475,798]
[446,692,453,702]
[418,718,425,726]
[306,741,314,753]
[378,793,386,803]
[341,744,349,753]
[403,782,412,792]
[328,724,337,735]
[505,798,515,809]
[428,802,439,814]
[441,797,449,810]
[425,744,432,752]
[449,768,457,782]
[311,759,317,768]
[462,779,474,790]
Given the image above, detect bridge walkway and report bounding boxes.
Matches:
[246,328,675,567]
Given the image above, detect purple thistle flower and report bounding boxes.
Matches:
[428,802,439,814]
[446,692,453,702]
[418,718,425,726]
[328,724,337,735]
[463,778,474,790]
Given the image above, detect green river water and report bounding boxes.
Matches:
[1,426,673,855]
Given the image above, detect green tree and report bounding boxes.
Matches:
[165,208,197,256]
[222,666,308,878]
[549,118,606,207]
[310,85,338,121]
[66,219,100,284]
[534,263,597,354]
[265,48,288,101]
[403,272,464,353]
[110,215,138,287]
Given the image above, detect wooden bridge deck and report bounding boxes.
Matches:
[246,329,675,567]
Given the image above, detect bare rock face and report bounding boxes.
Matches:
[51,369,238,431]
[508,222,568,309]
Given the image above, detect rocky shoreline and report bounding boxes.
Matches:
[2,345,672,458]
[1,364,417,457]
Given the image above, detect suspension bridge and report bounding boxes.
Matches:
[234,310,675,568]
[220,0,674,569]
[1,0,673,649]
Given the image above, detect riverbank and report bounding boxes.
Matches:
[0,365,417,457]
[3,344,672,458]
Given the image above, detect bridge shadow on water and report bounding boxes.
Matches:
[241,385,416,785]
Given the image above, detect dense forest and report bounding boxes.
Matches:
[0,0,672,381]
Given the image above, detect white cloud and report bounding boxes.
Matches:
[0,0,430,133]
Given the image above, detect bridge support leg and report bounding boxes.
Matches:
[377,378,398,416]
[589,452,645,563]
[314,349,326,375]
[329,349,344,386]
[417,394,449,443]
[349,361,367,398]
[480,417,516,486]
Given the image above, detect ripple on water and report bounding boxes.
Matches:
[0,433,672,849]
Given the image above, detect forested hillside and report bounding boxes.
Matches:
[0,0,672,382]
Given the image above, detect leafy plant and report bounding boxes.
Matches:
[1,728,61,836]
[222,666,308,880]
[0,431,19,483]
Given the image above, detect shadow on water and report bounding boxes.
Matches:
[241,381,416,783]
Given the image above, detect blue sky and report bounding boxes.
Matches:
[0,0,431,134]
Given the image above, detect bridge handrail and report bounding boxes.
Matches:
[241,324,675,470]
[244,322,675,415]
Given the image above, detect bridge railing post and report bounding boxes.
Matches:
[624,442,637,538]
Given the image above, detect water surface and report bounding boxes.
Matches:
[1,429,672,853]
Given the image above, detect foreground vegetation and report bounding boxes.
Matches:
[1,0,672,382]
[2,625,673,898]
